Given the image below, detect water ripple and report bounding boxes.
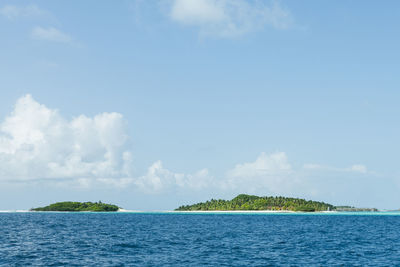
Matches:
[1,213,400,266]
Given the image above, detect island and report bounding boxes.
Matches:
[31,201,120,212]
[335,206,378,212]
[175,194,336,212]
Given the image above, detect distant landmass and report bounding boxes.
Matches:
[175,194,376,212]
[31,201,119,212]
[335,206,378,212]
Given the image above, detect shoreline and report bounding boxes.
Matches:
[1,211,400,216]
[2,209,399,214]
[169,210,344,214]
[168,210,400,215]
[170,210,297,213]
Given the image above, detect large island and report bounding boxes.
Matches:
[176,194,335,212]
[31,201,120,212]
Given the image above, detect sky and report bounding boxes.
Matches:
[1,0,400,210]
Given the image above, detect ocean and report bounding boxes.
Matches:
[1,212,400,266]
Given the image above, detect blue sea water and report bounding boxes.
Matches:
[1,212,400,266]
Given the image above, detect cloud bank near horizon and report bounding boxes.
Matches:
[0,95,213,191]
[0,95,133,182]
[0,95,375,200]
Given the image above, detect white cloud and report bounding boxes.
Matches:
[0,95,372,201]
[135,160,180,192]
[303,163,368,174]
[169,0,293,37]
[228,152,291,178]
[0,5,45,19]
[90,161,213,192]
[31,26,72,43]
[224,152,294,194]
[182,168,213,189]
[0,95,133,182]
[221,152,372,198]
[0,95,213,192]
[349,164,367,174]
[135,161,212,192]
[171,0,225,25]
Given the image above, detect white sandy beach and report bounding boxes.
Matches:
[171,210,341,214]
[0,210,30,213]
[117,208,142,212]
[169,210,296,213]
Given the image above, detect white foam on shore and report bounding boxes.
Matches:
[117,208,142,212]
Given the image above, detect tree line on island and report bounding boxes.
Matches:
[175,194,336,212]
[30,195,378,212]
[31,201,119,212]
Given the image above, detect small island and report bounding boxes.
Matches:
[176,194,335,212]
[31,201,120,212]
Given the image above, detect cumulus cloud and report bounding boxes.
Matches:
[221,152,372,198]
[0,95,132,182]
[31,26,73,43]
[93,160,213,192]
[228,152,291,178]
[0,5,45,19]
[134,161,212,192]
[0,95,213,192]
[224,152,295,194]
[169,0,293,37]
[135,161,181,192]
[0,95,371,200]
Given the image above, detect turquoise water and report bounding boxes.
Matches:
[1,212,400,266]
[168,211,400,216]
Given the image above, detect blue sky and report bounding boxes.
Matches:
[1,0,400,210]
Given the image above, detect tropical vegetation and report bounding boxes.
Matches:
[175,194,335,212]
[31,201,119,212]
